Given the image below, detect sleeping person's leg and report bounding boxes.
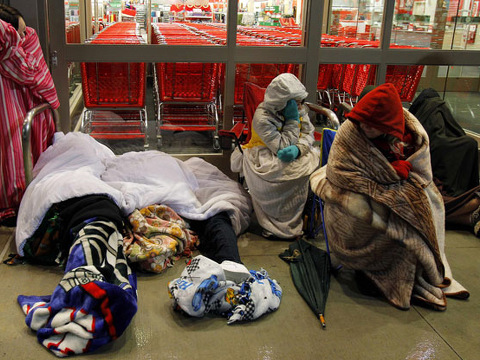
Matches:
[188,211,242,264]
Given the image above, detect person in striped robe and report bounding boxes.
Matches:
[0,5,59,225]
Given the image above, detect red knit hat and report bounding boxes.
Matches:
[347,83,405,140]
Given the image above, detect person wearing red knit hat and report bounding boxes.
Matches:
[346,83,413,180]
[309,83,469,312]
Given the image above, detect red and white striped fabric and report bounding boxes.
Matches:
[0,19,59,222]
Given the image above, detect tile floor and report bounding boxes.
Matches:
[1,221,479,360]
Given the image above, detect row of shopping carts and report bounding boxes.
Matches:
[79,22,424,152]
[150,23,302,149]
[150,22,423,109]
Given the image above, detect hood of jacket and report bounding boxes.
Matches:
[262,73,308,113]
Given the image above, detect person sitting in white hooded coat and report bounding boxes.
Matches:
[231,73,320,239]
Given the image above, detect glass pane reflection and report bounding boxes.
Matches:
[237,0,304,46]
[65,1,231,45]
[391,0,480,50]
[323,0,384,47]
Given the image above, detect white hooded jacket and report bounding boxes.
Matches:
[231,73,320,238]
[249,73,316,156]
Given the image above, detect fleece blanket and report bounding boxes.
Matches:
[17,220,137,357]
[310,109,469,310]
[124,205,199,273]
[168,255,282,324]
[16,131,252,255]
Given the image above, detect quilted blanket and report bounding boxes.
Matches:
[124,204,199,273]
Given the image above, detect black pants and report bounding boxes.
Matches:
[188,211,242,264]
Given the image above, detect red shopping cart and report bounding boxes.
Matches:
[80,22,148,151]
[153,62,221,150]
[386,64,424,103]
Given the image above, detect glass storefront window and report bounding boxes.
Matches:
[384,65,480,133]
[154,61,224,153]
[61,1,480,143]
[77,60,148,153]
[391,0,480,50]
[385,64,425,103]
[323,0,384,47]
[151,0,226,46]
[237,0,304,46]
[65,0,148,44]
[65,1,228,45]
[428,66,480,133]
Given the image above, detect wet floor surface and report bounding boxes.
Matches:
[1,224,479,360]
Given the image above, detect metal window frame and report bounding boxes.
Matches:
[42,0,480,134]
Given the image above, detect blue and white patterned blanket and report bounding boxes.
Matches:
[18,220,137,357]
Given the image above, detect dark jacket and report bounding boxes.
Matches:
[409,88,479,197]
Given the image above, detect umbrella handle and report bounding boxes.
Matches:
[319,313,326,329]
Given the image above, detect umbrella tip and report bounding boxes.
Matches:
[319,314,326,329]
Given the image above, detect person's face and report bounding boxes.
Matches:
[17,17,26,39]
[359,122,383,139]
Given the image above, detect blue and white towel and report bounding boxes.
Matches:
[168,255,282,324]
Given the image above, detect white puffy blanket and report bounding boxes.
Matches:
[16,132,252,255]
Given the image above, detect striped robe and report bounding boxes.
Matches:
[0,19,59,221]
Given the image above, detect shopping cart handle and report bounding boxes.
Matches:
[338,102,353,113]
[305,102,340,130]
[22,103,59,186]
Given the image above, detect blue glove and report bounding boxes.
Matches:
[277,145,300,162]
[282,99,300,122]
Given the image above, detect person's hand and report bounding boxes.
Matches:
[277,145,300,162]
[282,99,300,122]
